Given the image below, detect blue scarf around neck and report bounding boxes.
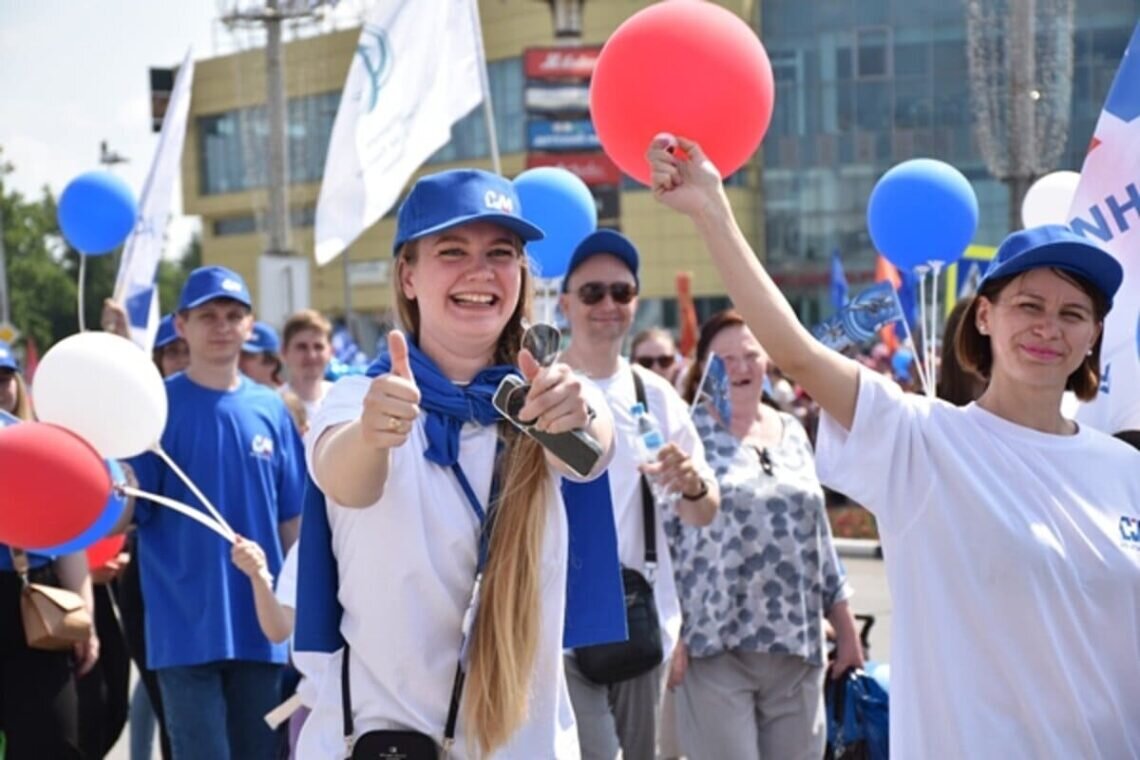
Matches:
[295,335,625,653]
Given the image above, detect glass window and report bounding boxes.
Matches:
[894,76,932,128]
[856,27,891,79]
[855,81,891,132]
[893,42,930,77]
[429,57,524,164]
[199,90,340,195]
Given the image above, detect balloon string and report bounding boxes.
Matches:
[152,446,236,541]
[897,311,929,395]
[120,485,234,543]
[929,262,943,397]
[78,254,87,332]
[914,265,930,397]
[687,350,716,417]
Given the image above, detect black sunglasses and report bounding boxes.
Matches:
[576,281,638,306]
[635,355,676,370]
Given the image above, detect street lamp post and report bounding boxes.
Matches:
[966,0,1075,232]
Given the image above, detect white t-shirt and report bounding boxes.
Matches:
[274,542,328,708]
[587,361,715,657]
[283,380,333,423]
[816,369,1140,759]
[297,376,580,759]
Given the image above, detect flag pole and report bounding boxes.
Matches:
[688,351,717,417]
[467,0,501,176]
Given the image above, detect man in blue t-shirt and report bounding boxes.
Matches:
[129,266,304,760]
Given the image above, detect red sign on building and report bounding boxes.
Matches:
[526,152,623,187]
[524,46,603,81]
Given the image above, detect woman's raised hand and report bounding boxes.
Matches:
[646,134,725,218]
[515,350,591,435]
[361,331,421,450]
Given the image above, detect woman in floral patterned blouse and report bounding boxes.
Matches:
[666,310,863,760]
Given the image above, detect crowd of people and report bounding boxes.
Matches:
[1,137,1137,759]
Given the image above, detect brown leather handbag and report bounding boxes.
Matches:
[9,548,92,650]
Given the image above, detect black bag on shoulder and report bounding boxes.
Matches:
[573,369,664,685]
[342,644,442,759]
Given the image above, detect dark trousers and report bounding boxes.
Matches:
[77,584,130,758]
[118,536,173,760]
[0,569,83,760]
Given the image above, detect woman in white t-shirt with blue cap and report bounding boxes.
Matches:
[647,135,1140,758]
[300,168,614,759]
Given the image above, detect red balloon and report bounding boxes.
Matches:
[590,0,775,186]
[0,422,112,548]
[87,533,126,570]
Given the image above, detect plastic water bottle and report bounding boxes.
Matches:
[631,402,665,462]
[631,403,672,506]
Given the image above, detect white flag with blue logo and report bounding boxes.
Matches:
[113,49,195,352]
[314,0,486,266]
[1071,22,1140,434]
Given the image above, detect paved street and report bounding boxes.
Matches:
[843,556,892,663]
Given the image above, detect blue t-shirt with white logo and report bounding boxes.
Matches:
[131,374,305,669]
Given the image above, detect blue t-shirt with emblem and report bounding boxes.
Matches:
[131,374,304,669]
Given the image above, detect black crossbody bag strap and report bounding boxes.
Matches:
[342,444,504,756]
[631,368,657,574]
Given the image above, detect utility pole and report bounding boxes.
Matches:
[222,0,317,256]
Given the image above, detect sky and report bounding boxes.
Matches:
[0,0,226,255]
[0,0,369,259]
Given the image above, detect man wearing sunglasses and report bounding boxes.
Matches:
[558,229,720,760]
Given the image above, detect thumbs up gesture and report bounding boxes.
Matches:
[360,331,421,449]
[513,349,592,434]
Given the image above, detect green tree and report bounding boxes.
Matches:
[2,146,201,351]
[1,146,77,351]
[157,231,200,312]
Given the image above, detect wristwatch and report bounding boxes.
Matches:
[681,479,709,501]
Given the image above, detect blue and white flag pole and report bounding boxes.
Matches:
[113,48,195,352]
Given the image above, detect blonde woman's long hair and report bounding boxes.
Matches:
[394,239,549,755]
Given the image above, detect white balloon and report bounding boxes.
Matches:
[1021,171,1082,229]
[33,332,167,458]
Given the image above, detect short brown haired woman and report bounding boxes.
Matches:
[670,311,862,760]
[648,134,1140,759]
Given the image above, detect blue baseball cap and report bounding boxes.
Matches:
[0,341,17,372]
[980,224,1123,310]
[154,314,179,349]
[561,229,640,292]
[243,322,281,354]
[392,169,545,254]
[178,265,253,311]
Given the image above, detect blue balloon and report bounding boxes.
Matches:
[57,171,138,255]
[27,459,128,555]
[514,167,597,279]
[867,158,978,271]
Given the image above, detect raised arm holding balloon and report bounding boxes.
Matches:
[649,134,1140,759]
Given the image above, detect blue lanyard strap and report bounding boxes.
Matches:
[449,439,504,573]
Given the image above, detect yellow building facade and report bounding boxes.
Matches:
[182,0,763,325]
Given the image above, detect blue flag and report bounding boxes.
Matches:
[812,282,905,352]
[830,250,849,313]
[694,353,732,423]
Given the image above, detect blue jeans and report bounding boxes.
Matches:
[157,660,282,760]
[129,682,157,760]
